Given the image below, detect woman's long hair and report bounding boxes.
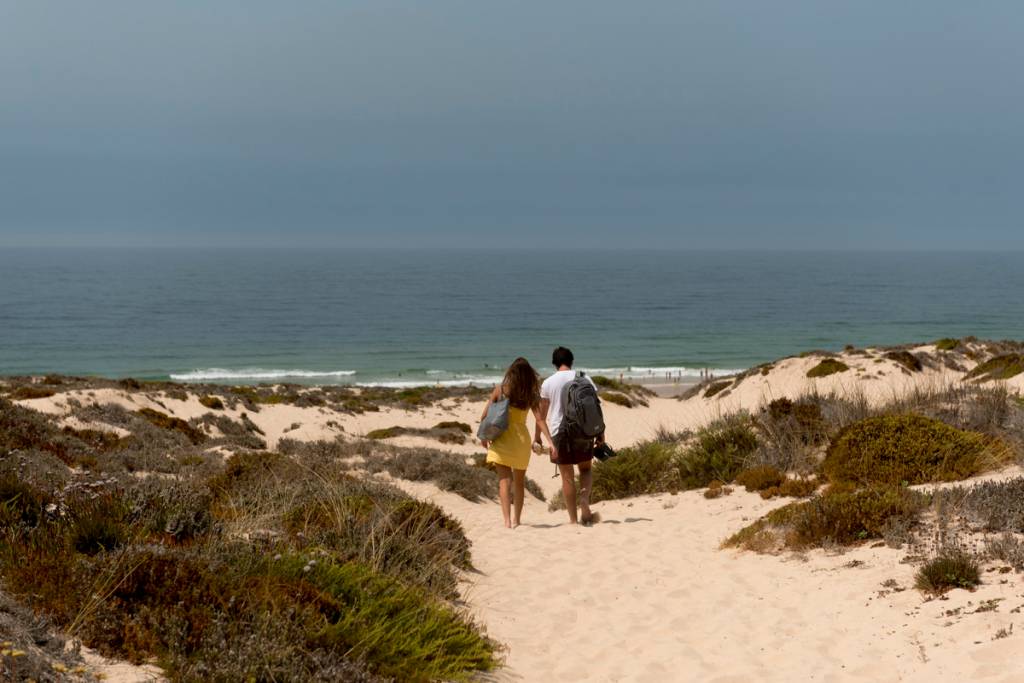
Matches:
[502,357,540,410]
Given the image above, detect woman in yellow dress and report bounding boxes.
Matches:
[479,357,556,528]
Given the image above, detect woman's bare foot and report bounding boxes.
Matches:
[580,510,601,526]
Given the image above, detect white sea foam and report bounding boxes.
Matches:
[581,366,745,379]
[357,376,502,389]
[169,368,358,381]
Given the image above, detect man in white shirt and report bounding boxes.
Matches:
[535,346,603,525]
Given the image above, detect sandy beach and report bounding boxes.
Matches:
[5,340,1024,681]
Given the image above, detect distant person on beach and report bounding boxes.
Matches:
[480,358,556,528]
[535,346,605,525]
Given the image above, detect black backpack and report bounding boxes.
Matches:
[560,371,605,438]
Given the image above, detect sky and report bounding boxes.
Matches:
[1,2,1022,249]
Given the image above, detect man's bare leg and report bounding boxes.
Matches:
[512,469,525,527]
[495,464,513,528]
[578,461,596,524]
[559,464,578,524]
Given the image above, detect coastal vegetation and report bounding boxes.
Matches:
[0,397,503,680]
[966,354,1024,381]
[806,358,849,378]
[591,376,655,408]
[914,551,981,595]
[365,422,472,444]
[548,415,759,510]
[821,415,1000,486]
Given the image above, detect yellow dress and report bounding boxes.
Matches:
[485,405,531,471]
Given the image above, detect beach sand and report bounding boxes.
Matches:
[11,341,1024,682]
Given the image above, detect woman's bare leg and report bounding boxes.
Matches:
[512,468,526,527]
[495,464,513,528]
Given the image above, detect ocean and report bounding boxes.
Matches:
[1,248,1021,386]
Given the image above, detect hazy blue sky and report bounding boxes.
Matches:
[2,2,1022,249]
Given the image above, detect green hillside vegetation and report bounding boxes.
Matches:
[822,414,1001,486]
[806,359,849,378]
[0,397,500,680]
[966,354,1024,381]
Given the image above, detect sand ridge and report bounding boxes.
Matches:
[10,342,1024,681]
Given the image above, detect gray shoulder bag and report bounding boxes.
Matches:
[477,389,510,441]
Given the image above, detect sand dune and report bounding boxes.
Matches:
[10,341,1024,681]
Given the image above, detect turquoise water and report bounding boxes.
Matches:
[1,248,1021,385]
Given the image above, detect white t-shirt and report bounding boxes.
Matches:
[541,370,597,436]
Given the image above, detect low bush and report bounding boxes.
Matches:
[0,449,496,681]
[759,477,819,499]
[600,391,634,408]
[822,414,998,486]
[704,381,732,398]
[198,395,224,410]
[433,421,472,434]
[883,350,923,373]
[966,354,1024,381]
[676,415,758,489]
[366,424,469,445]
[806,359,849,378]
[136,408,206,445]
[549,416,759,509]
[587,441,679,502]
[985,533,1024,571]
[367,427,403,440]
[725,485,929,552]
[703,480,733,499]
[8,386,56,400]
[935,338,961,351]
[734,466,785,492]
[915,551,981,594]
[932,478,1024,533]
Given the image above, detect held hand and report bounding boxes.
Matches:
[549,445,559,463]
[480,439,489,449]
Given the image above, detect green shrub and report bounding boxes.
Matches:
[760,477,819,499]
[271,555,497,681]
[69,500,129,555]
[915,551,981,594]
[883,350,923,372]
[8,386,56,400]
[592,441,679,502]
[806,359,849,378]
[0,474,51,528]
[725,485,928,551]
[935,338,960,351]
[600,391,633,407]
[932,478,1024,533]
[0,452,495,680]
[704,381,731,398]
[734,466,785,492]
[198,395,225,410]
[966,354,1024,381]
[822,414,996,486]
[136,408,206,445]
[676,416,758,489]
[367,426,403,440]
[433,421,471,434]
[703,480,732,499]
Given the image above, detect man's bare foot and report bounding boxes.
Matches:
[580,510,600,526]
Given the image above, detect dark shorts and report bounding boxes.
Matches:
[553,430,594,466]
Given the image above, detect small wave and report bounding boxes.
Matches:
[170,368,358,381]
[581,366,745,378]
[358,376,501,389]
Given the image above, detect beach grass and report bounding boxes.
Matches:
[0,400,499,681]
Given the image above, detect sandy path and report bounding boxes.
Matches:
[403,470,1024,683]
